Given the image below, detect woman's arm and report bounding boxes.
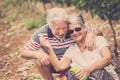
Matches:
[47,47,71,71]
[39,35,71,71]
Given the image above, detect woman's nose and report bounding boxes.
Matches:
[73,30,78,34]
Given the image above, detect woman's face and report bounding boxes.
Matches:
[68,23,86,42]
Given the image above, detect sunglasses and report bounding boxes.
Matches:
[68,27,82,34]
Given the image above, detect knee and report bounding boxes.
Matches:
[35,59,51,68]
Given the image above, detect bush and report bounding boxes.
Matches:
[26,14,46,30]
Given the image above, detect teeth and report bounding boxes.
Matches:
[76,34,80,36]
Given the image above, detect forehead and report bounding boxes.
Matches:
[69,23,81,29]
[52,21,67,28]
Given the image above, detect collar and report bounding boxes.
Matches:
[47,26,54,38]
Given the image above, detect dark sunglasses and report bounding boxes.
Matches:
[68,27,82,34]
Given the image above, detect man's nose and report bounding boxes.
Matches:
[59,29,65,35]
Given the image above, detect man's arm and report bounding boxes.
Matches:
[21,48,45,60]
[85,27,103,50]
[21,47,50,65]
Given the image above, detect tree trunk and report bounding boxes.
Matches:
[106,15,120,79]
[105,14,118,58]
[108,18,118,58]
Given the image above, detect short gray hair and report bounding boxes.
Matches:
[68,13,85,26]
[47,7,68,26]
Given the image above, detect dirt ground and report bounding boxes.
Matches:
[0,7,120,80]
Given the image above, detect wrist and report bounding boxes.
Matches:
[34,51,42,59]
[46,46,52,50]
[85,66,92,74]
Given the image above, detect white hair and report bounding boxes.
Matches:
[68,13,85,26]
[47,7,68,26]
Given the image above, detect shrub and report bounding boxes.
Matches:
[26,14,46,30]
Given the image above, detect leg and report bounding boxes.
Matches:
[35,60,54,80]
[60,75,66,80]
[88,69,114,80]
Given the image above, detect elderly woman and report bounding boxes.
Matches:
[39,13,118,80]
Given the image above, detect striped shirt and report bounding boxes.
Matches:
[24,24,75,56]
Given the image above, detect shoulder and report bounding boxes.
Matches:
[35,24,50,34]
[30,24,50,42]
[95,36,109,50]
[32,24,50,37]
[64,43,77,58]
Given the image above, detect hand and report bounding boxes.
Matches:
[75,68,90,79]
[35,52,50,66]
[39,34,51,48]
[85,32,96,51]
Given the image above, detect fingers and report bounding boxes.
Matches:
[38,34,46,44]
[40,54,50,66]
[80,75,87,80]
[36,52,50,66]
[85,40,96,51]
[75,70,81,77]
[38,34,51,48]
[85,32,96,51]
[75,70,89,79]
[39,35,46,44]
[41,59,50,66]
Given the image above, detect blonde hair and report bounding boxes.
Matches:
[47,7,68,26]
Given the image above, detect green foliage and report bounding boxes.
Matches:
[68,0,120,21]
[51,0,72,7]
[26,15,46,30]
[5,15,15,22]
[2,0,13,8]
[1,0,47,31]
[37,0,51,3]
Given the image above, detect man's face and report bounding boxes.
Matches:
[51,21,68,39]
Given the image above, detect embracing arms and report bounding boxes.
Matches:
[85,27,103,50]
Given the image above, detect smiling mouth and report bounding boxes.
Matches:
[75,33,81,37]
